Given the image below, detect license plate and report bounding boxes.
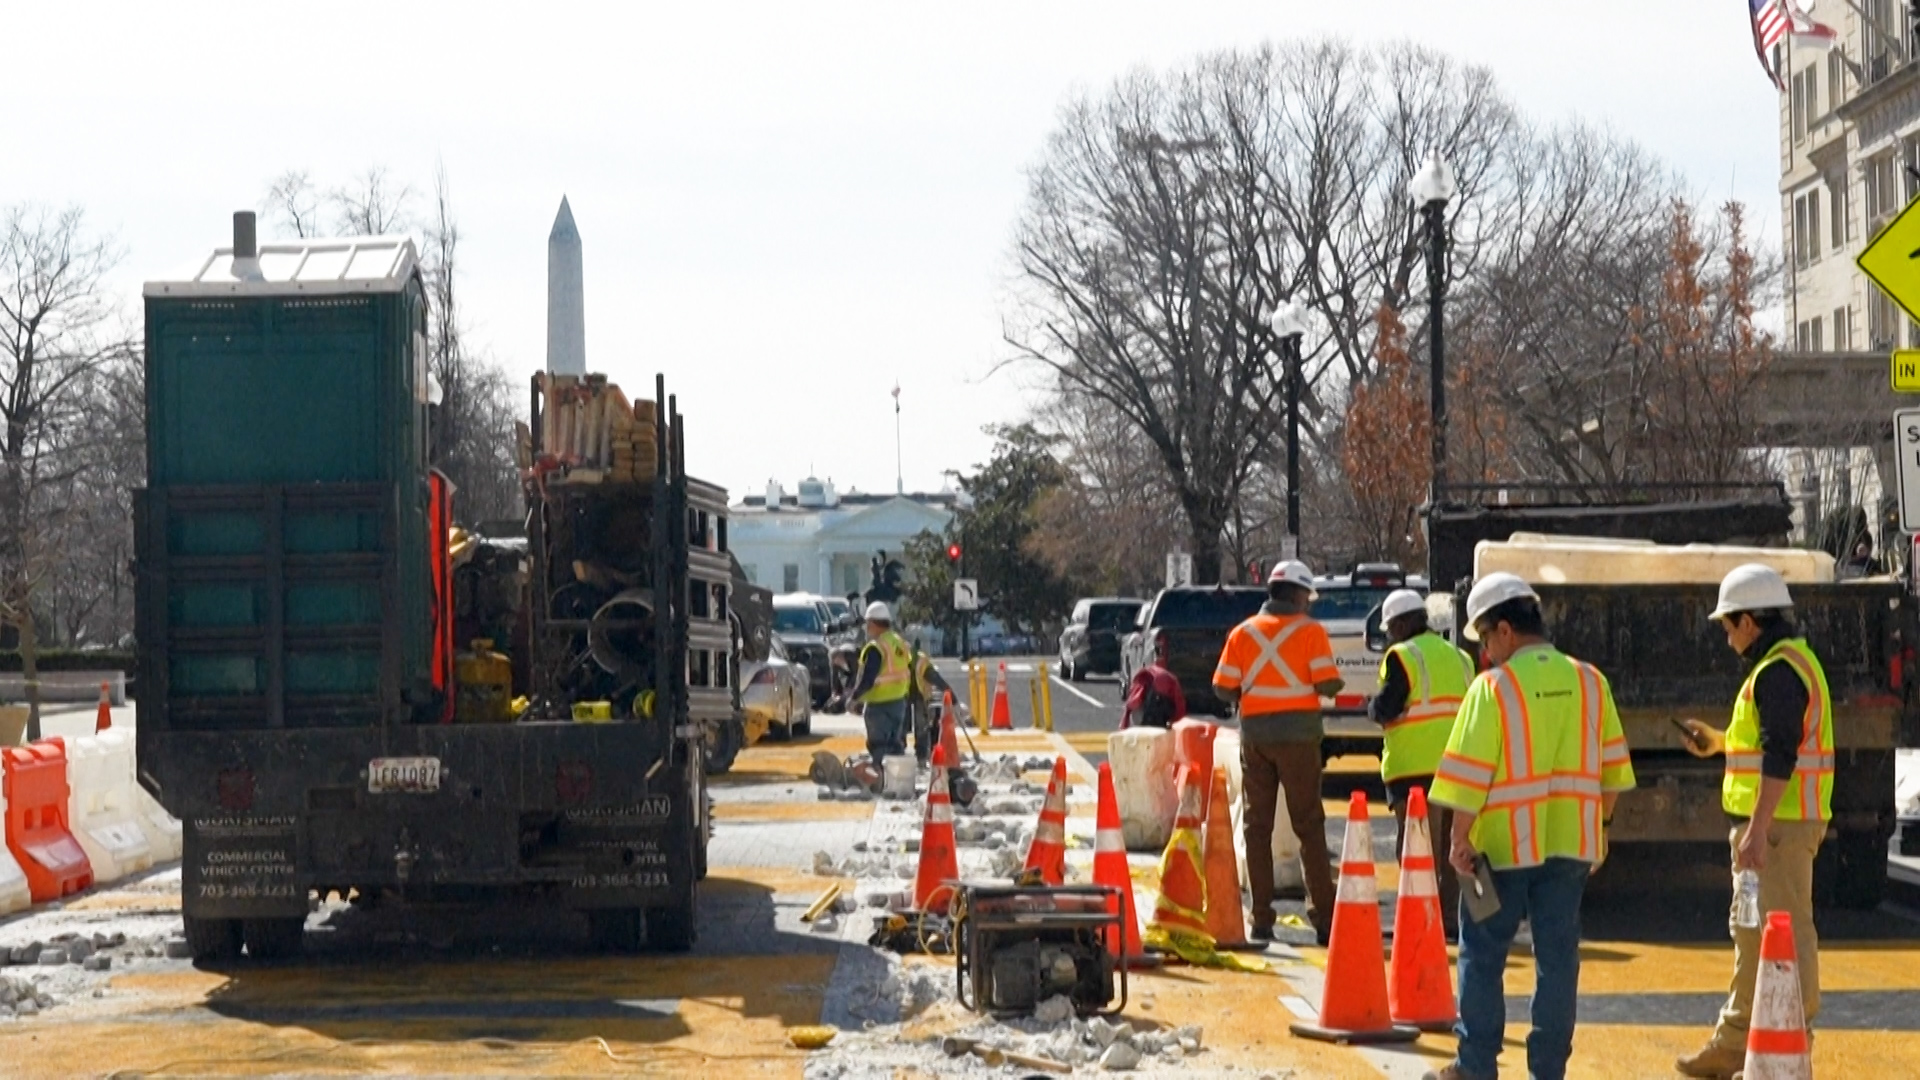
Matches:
[368,757,441,794]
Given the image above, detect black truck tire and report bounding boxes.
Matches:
[705,718,743,775]
[242,917,305,960]
[647,900,697,952]
[588,908,645,952]
[1830,828,1889,911]
[184,916,242,962]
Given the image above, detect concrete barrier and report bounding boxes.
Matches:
[1215,728,1306,897]
[2,739,93,901]
[1108,727,1177,851]
[106,728,181,862]
[65,731,153,883]
[0,671,127,706]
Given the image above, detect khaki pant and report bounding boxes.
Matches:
[1240,740,1336,929]
[1712,818,1823,1049]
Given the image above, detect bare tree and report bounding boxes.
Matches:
[329,166,415,236]
[262,170,322,238]
[0,205,134,737]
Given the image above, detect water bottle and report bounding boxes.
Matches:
[1733,870,1761,931]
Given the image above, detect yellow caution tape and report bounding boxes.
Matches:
[1143,927,1269,973]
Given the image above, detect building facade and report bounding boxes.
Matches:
[729,477,958,598]
[1777,0,1904,548]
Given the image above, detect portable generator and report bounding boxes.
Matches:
[953,883,1127,1017]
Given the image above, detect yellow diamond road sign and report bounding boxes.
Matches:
[1859,200,1920,327]
[1897,351,1920,394]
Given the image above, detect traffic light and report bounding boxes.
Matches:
[946,543,962,564]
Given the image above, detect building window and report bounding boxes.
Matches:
[1811,316,1823,352]
[1867,154,1898,225]
[1794,188,1821,267]
[1829,49,1845,111]
[1872,290,1899,348]
[1834,307,1851,351]
[1830,173,1848,248]
[842,563,859,596]
[1791,69,1808,144]
[782,564,800,592]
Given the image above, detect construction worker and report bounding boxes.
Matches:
[1424,573,1635,1080]
[847,602,915,765]
[1121,629,1187,730]
[1674,564,1830,1079]
[1369,587,1475,936]
[1213,559,1343,944]
[907,638,954,766]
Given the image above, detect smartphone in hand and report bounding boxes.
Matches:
[1463,854,1502,924]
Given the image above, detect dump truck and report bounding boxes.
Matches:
[1427,488,1902,910]
[134,215,731,959]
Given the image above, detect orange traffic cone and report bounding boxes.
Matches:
[912,745,961,913]
[1202,766,1250,949]
[1290,792,1419,1045]
[1744,911,1813,1080]
[939,692,963,767]
[1145,765,1210,942]
[95,681,112,733]
[1092,761,1144,962]
[1388,786,1456,1031]
[990,663,1012,730]
[1022,757,1069,885]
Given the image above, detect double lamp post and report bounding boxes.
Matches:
[1266,149,1455,566]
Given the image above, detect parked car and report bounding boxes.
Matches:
[818,595,862,646]
[773,594,835,706]
[742,636,812,739]
[1118,586,1266,717]
[1058,597,1144,681]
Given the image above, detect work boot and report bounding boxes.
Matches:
[1421,1063,1492,1080]
[1675,1041,1745,1079]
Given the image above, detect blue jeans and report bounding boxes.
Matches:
[862,699,909,763]
[1453,856,1589,1080]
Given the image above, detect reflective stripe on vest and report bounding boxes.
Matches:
[1236,617,1319,712]
[862,631,914,704]
[1474,650,1609,869]
[1722,638,1834,822]
[1380,633,1474,782]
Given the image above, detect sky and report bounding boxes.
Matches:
[9,1,1783,502]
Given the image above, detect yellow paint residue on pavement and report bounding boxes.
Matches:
[705,866,851,897]
[715,801,877,823]
[7,955,834,1079]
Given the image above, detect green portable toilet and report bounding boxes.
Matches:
[139,213,437,727]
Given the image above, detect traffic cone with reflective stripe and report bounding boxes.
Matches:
[990,663,1012,730]
[1093,761,1143,961]
[1202,766,1250,949]
[912,745,962,914]
[1146,765,1211,943]
[1387,786,1456,1031]
[1022,756,1069,885]
[95,681,112,733]
[1743,911,1813,1080]
[1290,792,1419,1045]
[939,692,963,767]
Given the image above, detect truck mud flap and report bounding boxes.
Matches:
[554,793,697,910]
[183,815,306,920]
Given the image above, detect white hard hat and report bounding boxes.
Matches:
[864,601,893,623]
[1710,564,1793,621]
[1380,589,1426,623]
[1267,560,1317,596]
[1463,572,1539,639]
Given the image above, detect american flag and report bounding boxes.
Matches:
[1750,0,1791,89]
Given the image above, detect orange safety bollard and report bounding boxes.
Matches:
[1290,792,1418,1044]
[1092,762,1144,961]
[2,739,94,902]
[911,745,962,913]
[990,663,1012,730]
[1022,757,1070,885]
[95,681,113,733]
[1387,786,1457,1031]
[1202,766,1251,949]
[1744,911,1813,1080]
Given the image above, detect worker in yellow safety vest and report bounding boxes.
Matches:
[848,602,915,766]
[1674,564,1832,1080]
[907,641,954,766]
[1425,573,1636,1080]
[1368,587,1476,937]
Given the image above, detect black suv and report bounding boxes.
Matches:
[1057,597,1144,680]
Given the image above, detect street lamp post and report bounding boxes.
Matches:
[1409,150,1457,572]
[1268,301,1310,544]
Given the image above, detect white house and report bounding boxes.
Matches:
[730,477,959,598]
